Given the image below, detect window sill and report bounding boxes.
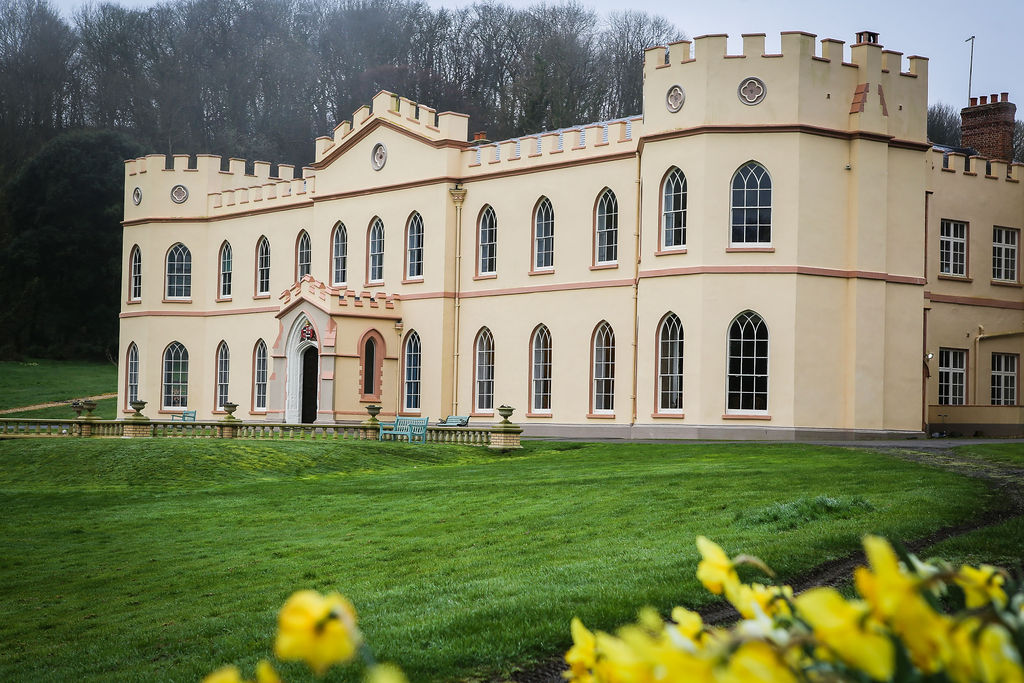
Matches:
[726,246,775,253]
[655,247,687,256]
[470,411,495,418]
[364,281,385,288]
[161,298,192,304]
[587,412,615,419]
[398,410,421,417]
[249,410,267,416]
[212,409,227,415]
[215,296,232,303]
[401,277,424,285]
[360,395,382,403]
[158,408,190,414]
[991,279,1022,288]
[254,294,270,300]
[937,274,972,283]
[528,268,555,276]
[651,412,685,419]
[526,411,553,418]
[590,263,618,270]
[473,273,497,281]
[125,299,141,305]
[721,413,772,420]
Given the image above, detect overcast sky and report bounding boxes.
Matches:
[52,0,1022,110]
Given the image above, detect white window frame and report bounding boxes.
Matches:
[475,327,494,413]
[479,206,497,275]
[991,352,1018,406]
[938,347,967,406]
[993,227,1019,283]
[219,242,232,299]
[595,189,618,265]
[939,219,967,277]
[592,322,615,414]
[404,331,421,412]
[332,224,348,286]
[406,213,424,280]
[662,167,687,250]
[129,246,142,301]
[531,325,552,413]
[726,311,769,413]
[533,197,554,270]
[730,162,772,246]
[368,219,384,284]
[162,341,189,409]
[658,313,684,413]
[216,341,230,410]
[296,231,311,280]
[126,342,139,405]
[165,243,192,299]
[256,238,271,296]
[253,340,268,411]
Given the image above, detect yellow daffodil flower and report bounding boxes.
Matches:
[795,587,894,681]
[716,641,796,683]
[254,660,280,683]
[274,589,361,675]
[565,617,597,682]
[203,665,245,683]
[696,537,739,596]
[366,663,410,683]
[956,564,1008,609]
[726,582,793,620]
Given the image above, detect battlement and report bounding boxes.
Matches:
[640,31,929,144]
[460,116,641,175]
[314,90,469,164]
[932,148,1024,183]
[123,153,315,222]
[279,276,401,316]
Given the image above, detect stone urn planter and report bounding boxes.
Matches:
[82,400,98,419]
[222,402,239,420]
[71,400,84,418]
[364,404,382,425]
[129,400,148,419]
[497,405,515,425]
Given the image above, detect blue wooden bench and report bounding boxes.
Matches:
[436,415,470,427]
[378,416,428,444]
[170,410,196,422]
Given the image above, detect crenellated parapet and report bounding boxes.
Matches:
[641,30,929,144]
[313,90,469,165]
[931,147,1024,184]
[123,153,315,223]
[459,116,642,176]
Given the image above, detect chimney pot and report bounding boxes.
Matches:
[1001,92,1009,102]
[980,95,988,104]
[990,93,998,102]
[970,96,978,106]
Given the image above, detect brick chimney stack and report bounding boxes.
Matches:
[960,92,1016,161]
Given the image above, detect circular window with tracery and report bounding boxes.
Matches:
[170,184,189,204]
[132,187,142,206]
[371,143,387,171]
[738,77,767,106]
[666,85,686,113]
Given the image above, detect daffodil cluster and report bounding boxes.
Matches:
[565,535,1024,683]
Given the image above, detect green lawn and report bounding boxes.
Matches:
[0,359,116,410]
[952,443,1024,468]
[2,397,117,420]
[0,439,998,682]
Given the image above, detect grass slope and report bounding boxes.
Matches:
[0,440,994,682]
[2,397,117,420]
[0,359,116,410]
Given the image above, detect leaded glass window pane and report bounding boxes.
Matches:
[404,332,421,410]
[534,198,554,269]
[254,340,268,410]
[369,219,384,283]
[658,313,684,411]
[130,247,142,300]
[407,213,424,279]
[730,163,771,244]
[479,206,497,275]
[475,328,494,412]
[531,325,552,412]
[593,322,615,412]
[220,243,232,298]
[162,341,189,408]
[216,342,230,410]
[297,231,311,279]
[726,311,768,412]
[127,343,139,404]
[596,190,618,264]
[165,243,191,299]
[257,238,271,295]
[332,224,348,286]
[662,168,687,248]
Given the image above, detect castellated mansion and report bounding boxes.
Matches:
[118,30,1024,439]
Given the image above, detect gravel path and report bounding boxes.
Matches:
[507,443,1024,683]
[0,393,117,414]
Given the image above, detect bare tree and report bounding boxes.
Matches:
[927,103,961,147]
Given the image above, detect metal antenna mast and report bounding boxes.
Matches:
[965,35,976,102]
